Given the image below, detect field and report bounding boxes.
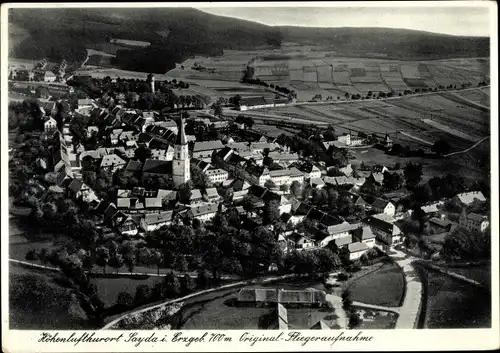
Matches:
[9,263,90,329]
[347,263,405,307]
[417,266,491,328]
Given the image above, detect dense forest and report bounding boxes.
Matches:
[9,8,490,73]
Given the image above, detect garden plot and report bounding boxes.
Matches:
[336,85,361,95]
[403,78,429,90]
[316,65,334,82]
[401,64,421,79]
[422,119,479,142]
[456,89,490,106]
[353,83,390,94]
[289,69,304,81]
[303,67,318,82]
[332,70,352,86]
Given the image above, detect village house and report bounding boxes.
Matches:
[189,189,204,205]
[371,199,396,216]
[452,191,487,206]
[188,203,219,222]
[348,242,370,260]
[353,226,376,248]
[268,151,300,167]
[100,154,127,173]
[363,216,402,249]
[427,217,458,234]
[205,168,229,184]
[204,187,221,203]
[76,98,98,116]
[337,133,365,147]
[309,177,325,189]
[191,158,211,173]
[459,211,489,233]
[150,146,174,161]
[319,222,361,247]
[114,213,139,236]
[192,140,225,159]
[43,70,57,82]
[140,211,173,232]
[44,117,58,134]
[286,232,316,250]
[297,163,322,180]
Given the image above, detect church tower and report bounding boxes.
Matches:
[172,117,190,187]
[147,73,155,94]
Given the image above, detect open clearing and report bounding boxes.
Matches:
[416,265,491,328]
[347,263,405,307]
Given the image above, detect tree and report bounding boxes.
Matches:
[279,184,289,193]
[134,145,152,162]
[181,273,196,294]
[290,181,302,198]
[432,139,452,156]
[134,284,151,305]
[348,311,362,329]
[116,291,134,307]
[164,271,182,297]
[151,250,163,276]
[404,162,423,188]
[95,246,110,273]
[383,171,404,191]
[264,200,281,225]
[341,289,353,311]
[211,102,223,118]
[196,270,210,289]
[25,249,39,264]
[108,253,124,274]
[264,179,277,189]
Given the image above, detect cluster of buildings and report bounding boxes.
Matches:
[30,70,490,264]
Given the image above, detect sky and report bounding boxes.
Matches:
[200,6,491,37]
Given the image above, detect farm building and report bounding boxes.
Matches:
[237,288,327,307]
[459,211,489,233]
[452,191,486,206]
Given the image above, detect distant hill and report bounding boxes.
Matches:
[9,8,490,73]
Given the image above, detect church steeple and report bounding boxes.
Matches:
[176,117,187,145]
[173,117,190,187]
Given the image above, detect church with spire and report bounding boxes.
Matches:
[172,117,190,187]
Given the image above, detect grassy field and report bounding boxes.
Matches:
[9,263,90,330]
[347,262,405,307]
[419,267,491,328]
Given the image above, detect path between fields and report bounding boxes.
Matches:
[8,258,240,280]
[398,131,433,146]
[444,136,490,157]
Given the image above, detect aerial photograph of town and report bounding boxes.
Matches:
[5,4,493,332]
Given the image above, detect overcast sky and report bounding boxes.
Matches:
[200,6,491,37]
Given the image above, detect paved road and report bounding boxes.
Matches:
[390,250,423,329]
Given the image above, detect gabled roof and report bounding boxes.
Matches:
[125,160,143,173]
[193,140,224,152]
[143,211,173,225]
[348,242,369,253]
[364,216,401,236]
[100,154,126,168]
[463,212,488,222]
[429,217,455,228]
[360,226,375,240]
[205,188,219,198]
[189,203,219,217]
[455,191,486,205]
[142,159,172,174]
[68,178,84,193]
[190,189,203,200]
[327,222,360,235]
[372,198,392,210]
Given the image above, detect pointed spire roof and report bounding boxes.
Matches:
[176,118,187,145]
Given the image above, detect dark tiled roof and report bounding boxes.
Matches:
[142,159,172,174]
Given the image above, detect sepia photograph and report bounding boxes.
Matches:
[1,2,498,350]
